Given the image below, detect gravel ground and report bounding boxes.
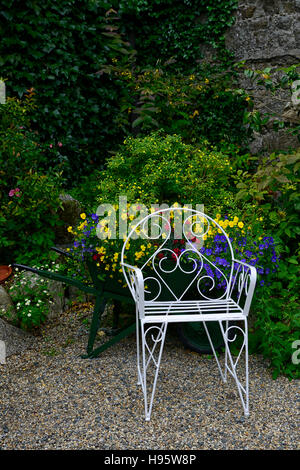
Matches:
[0,304,299,451]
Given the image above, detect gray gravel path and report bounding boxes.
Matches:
[0,306,299,450]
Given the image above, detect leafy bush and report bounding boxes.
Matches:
[3,266,55,330]
[97,132,236,211]
[249,260,300,379]
[236,150,300,248]
[234,150,300,379]
[0,97,64,264]
[102,60,252,149]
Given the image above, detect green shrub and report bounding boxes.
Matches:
[103,61,252,149]
[249,260,300,379]
[0,97,64,264]
[234,150,300,379]
[97,131,236,212]
[3,265,56,330]
[235,150,300,251]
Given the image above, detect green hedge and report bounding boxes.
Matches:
[0,0,134,181]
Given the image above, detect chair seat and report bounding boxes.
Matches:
[142,298,244,323]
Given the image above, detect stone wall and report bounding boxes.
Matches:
[226,0,300,64]
[225,0,300,153]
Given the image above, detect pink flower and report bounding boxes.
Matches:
[58,142,63,147]
[8,188,21,197]
[49,144,53,148]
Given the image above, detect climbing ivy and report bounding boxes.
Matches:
[114,0,238,70]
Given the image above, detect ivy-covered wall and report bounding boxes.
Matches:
[114,0,238,69]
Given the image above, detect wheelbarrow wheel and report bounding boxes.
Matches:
[177,321,225,354]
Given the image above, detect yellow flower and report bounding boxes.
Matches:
[96,246,106,255]
[238,221,244,229]
[67,226,73,233]
[80,213,86,220]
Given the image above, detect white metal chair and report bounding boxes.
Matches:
[121,207,257,421]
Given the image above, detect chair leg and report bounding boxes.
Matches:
[219,319,249,416]
[136,308,142,386]
[140,321,168,421]
[202,321,226,383]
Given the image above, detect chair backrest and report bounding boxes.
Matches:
[121,207,235,302]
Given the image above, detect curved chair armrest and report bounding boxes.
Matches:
[121,262,145,312]
[231,259,257,315]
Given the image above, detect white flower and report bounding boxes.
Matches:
[27,313,31,317]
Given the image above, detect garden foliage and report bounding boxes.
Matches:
[0,0,299,378]
[0,96,63,264]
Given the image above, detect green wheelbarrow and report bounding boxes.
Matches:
[12,246,136,358]
[12,246,226,358]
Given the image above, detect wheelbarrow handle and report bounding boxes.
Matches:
[50,246,74,258]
